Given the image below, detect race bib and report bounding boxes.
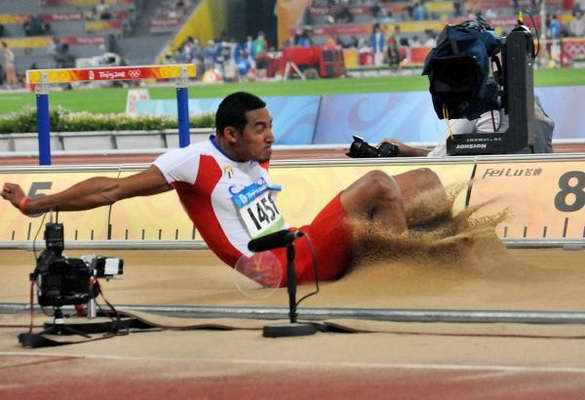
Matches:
[231,181,284,238]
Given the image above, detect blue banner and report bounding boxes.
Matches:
[135,86,585,145]
[135,96,320,145]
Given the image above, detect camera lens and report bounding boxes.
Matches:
[347,136,384,158]
[347,139,364,158]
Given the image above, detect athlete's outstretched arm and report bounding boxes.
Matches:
[1,165,171,215]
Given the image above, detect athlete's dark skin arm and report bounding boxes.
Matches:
[1,166,171,215]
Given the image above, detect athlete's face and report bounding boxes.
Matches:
[236,107,274,162]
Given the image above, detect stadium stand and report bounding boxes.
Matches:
[0,0,198,84]
[293,0,585,71]
[0,0,583,87]
[117,0,197,66]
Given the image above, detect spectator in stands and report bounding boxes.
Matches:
[95,0,113,20]
[23,14,50,36]
[334,5,354,23]
[324,11,335,24]
[410,35,422,48]
[203,39,217,72]
[386,26,401,69]
[122,17,132,36]
[453,0,463,17]
[570,10,585,36]
[243,36,255,60]
[218,38,237,77]
[423,30,437,47]
[46,36,60,66]
[54,43,75,68]
[175,0,187,16]
[323,35,338,50]
[412,2,428,21]
[548,15,562,39]
[235,40,253,65]
[236,50,254,81]
[1,42,17,89]
[370,23,385,66]
[291,29,301,47]
[372,1,391,23]
[370,1,383,19]
[191,38,204,78]
[253,32,267,56]
[0,24,5,38]
[547,14,562,66]
[358,37,371,65]
[181,37,194,63]
[295,28,314,47]
[404,3,415,20]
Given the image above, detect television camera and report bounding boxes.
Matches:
[423,18,538,155]
[32,222,123,308]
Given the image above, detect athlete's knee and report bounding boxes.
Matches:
[361,170,402,203]
[414,168,442,189]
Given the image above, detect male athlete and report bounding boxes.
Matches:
[2,92,445,286]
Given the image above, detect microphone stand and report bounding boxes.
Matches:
[262,240,317,338]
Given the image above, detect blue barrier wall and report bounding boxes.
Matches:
[313,91,444,144]
[136,96,320,145]
[135,86,585,145]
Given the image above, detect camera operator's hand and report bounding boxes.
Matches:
[2,183,32,215]
[1,183,28,214]
[380,139,430,157]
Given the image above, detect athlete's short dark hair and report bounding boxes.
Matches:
[216,92,266,135]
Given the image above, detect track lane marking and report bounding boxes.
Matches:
[2,352,585,374]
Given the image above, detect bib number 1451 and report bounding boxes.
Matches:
[233,182,284,239]
[246,194,280,231]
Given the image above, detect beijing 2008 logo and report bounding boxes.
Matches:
[128,69,141,79]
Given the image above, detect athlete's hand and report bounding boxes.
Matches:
[1,183,27,212]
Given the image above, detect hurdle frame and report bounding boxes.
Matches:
[26,64,197,165]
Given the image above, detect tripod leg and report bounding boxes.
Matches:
[42,323,91,338]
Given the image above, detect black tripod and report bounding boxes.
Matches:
[262,241,317,338]
[18,307,92,348]
[39,307,92,337]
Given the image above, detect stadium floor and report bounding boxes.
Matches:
[1,246,585,399]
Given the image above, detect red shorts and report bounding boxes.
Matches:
[271,193,352,287]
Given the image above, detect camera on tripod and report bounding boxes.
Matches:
[33,222,124,307]
[346,135,400,158]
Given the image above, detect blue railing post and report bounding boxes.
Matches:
[36,72,51,165]
[176,65,190,148]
